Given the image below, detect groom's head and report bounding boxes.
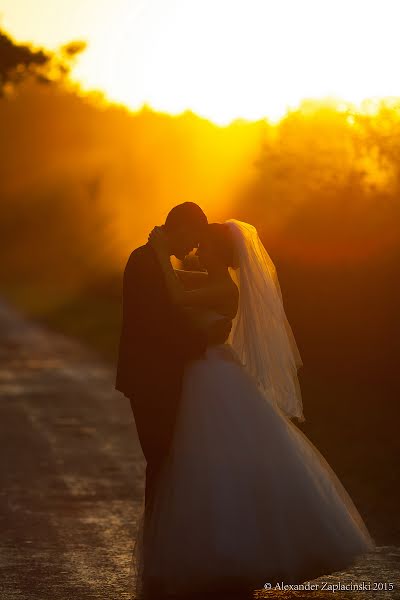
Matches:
[163,202,208,260]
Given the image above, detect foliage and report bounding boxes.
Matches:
[0,28,86,94]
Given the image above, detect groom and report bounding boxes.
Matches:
[115,202,230,515]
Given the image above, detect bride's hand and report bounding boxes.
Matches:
[148,226,169,259]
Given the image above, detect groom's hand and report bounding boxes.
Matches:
[206,317,232,345]
[148,225,170,260]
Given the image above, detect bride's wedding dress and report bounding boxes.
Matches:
[130,338,373,599]
[129,220,374,599]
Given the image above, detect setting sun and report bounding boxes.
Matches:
[1,0,399,124]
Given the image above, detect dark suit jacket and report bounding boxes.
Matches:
[115,243,207,472]
[116,242,207,398]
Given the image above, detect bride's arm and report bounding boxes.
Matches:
[174,269,209,290]
[154,250,223,308]
[148,227,232,344]
[149,228,224,308]
[153,252,185,306]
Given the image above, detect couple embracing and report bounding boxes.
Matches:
[116,202,373,599]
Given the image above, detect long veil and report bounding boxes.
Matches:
[226,219,305,422]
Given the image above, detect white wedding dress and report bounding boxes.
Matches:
[130,339,374,599]
[129,220,374,598]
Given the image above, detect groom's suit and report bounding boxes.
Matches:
[115,243,207,510]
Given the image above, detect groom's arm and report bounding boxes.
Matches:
[124,249,208,361]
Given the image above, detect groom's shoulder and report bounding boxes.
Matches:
[125,243,152,273]
[129,243,150,261]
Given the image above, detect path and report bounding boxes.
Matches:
[0,299,398,599]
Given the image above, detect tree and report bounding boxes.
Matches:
[0,28,86,94]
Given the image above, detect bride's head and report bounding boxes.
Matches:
[196,223,238,275]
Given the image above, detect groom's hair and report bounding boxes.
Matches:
[165,202,208,231]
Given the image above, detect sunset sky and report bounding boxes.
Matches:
[1,0,399,124]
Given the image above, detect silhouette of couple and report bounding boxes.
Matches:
[115,203,373,599]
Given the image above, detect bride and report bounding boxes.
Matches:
[129,219,374,599]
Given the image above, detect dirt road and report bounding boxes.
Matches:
[0,299,398,599]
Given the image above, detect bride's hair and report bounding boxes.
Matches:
[206,223,238,268]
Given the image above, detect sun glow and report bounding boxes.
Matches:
[2,0,400,124]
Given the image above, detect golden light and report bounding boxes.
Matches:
[1,0,400,124]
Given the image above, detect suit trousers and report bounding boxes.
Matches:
[129,390,180,515]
